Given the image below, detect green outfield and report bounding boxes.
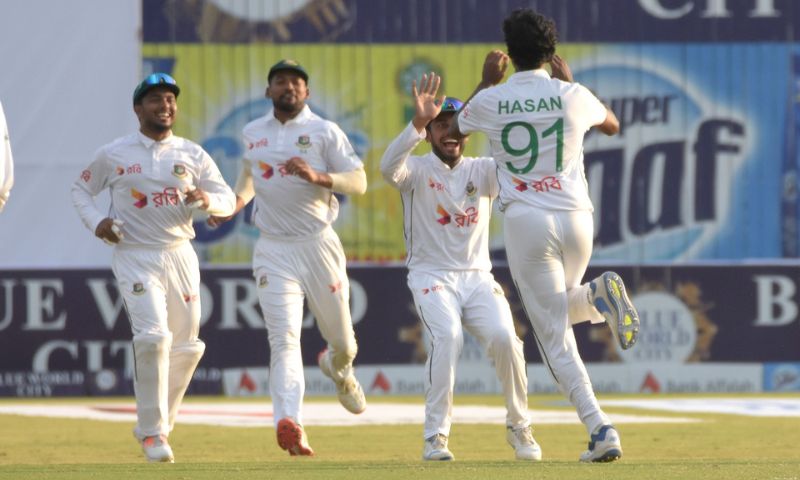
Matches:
[0,394,798,480]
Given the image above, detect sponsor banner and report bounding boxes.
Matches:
[143,0,799,43]
[0,368,222,398]
[139,42,794,263]
[0,264,798,397]
[1,3,798,270]
[221,362,762,396]
[223,363,501,397]
[763,362,800,391]
[0,371,87,398]
[583,363,763,394]
[222,367,270,397]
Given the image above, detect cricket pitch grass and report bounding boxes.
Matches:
[0,394,798,480]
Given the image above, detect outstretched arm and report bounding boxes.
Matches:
[551,54,619,136]
[382,73,444,190]
[448,49,509,138]
[410,72,445,132]
[549,54,573,82]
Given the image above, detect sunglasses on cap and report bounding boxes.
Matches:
[133,73,180,104]
[440,97,464,113]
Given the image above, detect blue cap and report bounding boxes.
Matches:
[440,97,464,113]
[133,73,180,104]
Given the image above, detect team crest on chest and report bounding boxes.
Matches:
[465,180,477,201]
[295,135,311,150]
[172,163,188,178]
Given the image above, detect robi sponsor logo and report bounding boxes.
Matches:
[131,188,147,209]
[436,205,451,225]
[258,161,274,179]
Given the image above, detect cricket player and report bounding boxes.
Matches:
[208,59,368,457]
[381,66,540,462]
[451,10,640,462]
[71,73,236,463]
[0,100,13,212]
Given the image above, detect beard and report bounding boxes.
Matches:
[149,121,171,133]
[431,143,462,165]
[273,95,304,115]
[143,117,172,134]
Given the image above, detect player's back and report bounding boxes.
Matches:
[460,69,607,211]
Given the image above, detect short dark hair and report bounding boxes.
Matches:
[503,9,558,71]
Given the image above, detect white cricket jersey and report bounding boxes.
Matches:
[381,122,498,274]
[458,69,607,212]
[242,105,363,238]
[0,101,12,212]
[71,132,236,247]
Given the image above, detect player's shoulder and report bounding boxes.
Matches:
[242,115,270,137]
[99,132,139,156]
[404,154,428,170]
[471,85,502,104]
[170,135,205,154]
[558,79,592,97]
[461,155,496,170]
[306,112,342,134]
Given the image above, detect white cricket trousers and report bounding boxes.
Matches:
[253,226,358,427]
[112,241,205,440]
[409,270,530,440]
[503,204,611,435]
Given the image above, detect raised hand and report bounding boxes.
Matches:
[549,54,573,82]
[411,72,445,131]
[482,50,509,87]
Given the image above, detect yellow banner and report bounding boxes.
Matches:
[143,43,579,264]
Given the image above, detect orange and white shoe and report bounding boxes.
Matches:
[276,417,314,456]
[141,434,174,463]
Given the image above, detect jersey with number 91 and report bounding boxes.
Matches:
[458,69,607,212]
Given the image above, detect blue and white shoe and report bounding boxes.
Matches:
[579,425,622,463]
[590,272,640,350]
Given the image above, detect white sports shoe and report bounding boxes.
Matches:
[590,271,640,350]
[423,434,454,461]
[141,434,174,463]
[580,425,623,463]
[318,349,367,414]
[506,425,542,461]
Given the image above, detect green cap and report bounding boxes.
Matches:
[268,59,309,83]
[133,73,180,104]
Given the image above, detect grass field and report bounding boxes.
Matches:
[0,394,798,480]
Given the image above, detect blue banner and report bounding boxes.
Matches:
[143,0,799,44]
[1,265,798,385]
